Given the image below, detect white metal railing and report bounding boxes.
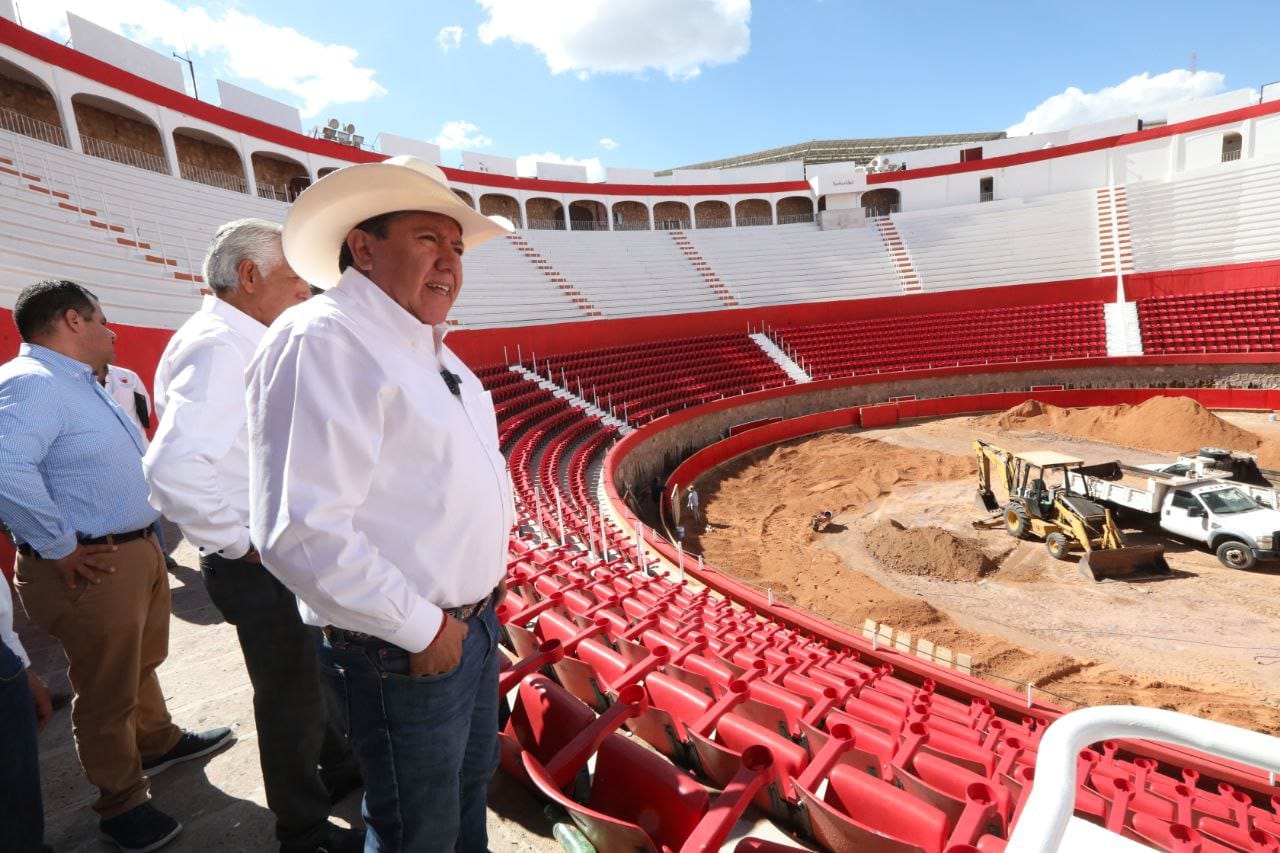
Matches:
[256,183,287,201]
[1222,149,1242,162]
[777,213,815,224]
[80,133,169,174]
[980,191,995,202]
[0,107,67,148]
[736,216,774,227]
[694,219,732,229]
[569,220,609,231]
[527,219,567,230]
[1007,706,1280,852]
[864,203,901,217]
[178,161,248,194]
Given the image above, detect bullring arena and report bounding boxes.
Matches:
[4,7,1280,853]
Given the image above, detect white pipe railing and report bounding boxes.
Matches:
[0,107,68,148]
[80,133,169,174]
[1007,706,1280,853]
[178,161,248,194]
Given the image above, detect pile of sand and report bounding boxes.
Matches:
[864,519,998,582]
[984,396,1280,465]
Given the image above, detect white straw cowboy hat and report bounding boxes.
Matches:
[282,155,512,289]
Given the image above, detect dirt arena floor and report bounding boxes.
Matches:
[686,397,1280,735]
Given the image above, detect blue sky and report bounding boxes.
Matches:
[21,1,1280,177]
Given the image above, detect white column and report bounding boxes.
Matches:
[240,148,258,197]
[56,94,82,153]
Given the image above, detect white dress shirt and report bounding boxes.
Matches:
[102,364,152,445]
[247,269,514,653]
[1,579,29,667]
[143,296,264,559]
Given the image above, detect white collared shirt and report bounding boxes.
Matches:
[101,365,152,445]
[246,269,514,653]
[143,296,265,559]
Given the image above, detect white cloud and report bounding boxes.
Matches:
[517,151,605,182]
[432,120,493,150]
[476,0,750,80]
[437,25,463,52]
[22,1,385,117]
[1008,69,1232,136]
[598,137,618,150]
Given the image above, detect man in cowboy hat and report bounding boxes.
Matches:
[246,157,514,852]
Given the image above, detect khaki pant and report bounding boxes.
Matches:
[16,535,182,818]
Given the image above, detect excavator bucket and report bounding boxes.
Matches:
[1078,545,1171,582]
[976,489,1000,513]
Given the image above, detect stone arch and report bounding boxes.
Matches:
[569,199,606,231]
[0,57,66,145]
[527,197,565,230]
[861,187,900,217]
[776,195,814,224]
[817,195,828,213]
[694,200,730,229]
[252,151,309,201]
[453,189,475,208]
[734,198,772,226]
[71,93,167,172]
[479,193,522,227]
[173,126,247,192]
[317,166,340,178]
[653,201,692,230]
[611,200,650,231]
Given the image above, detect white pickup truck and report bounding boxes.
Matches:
[1066,462,1280,570]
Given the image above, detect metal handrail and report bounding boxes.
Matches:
[80,134,169,174]
[864,203,900,217]
[979,191,994,202]
[777,213,815,224]
[1222,149,1242,162]
[526,219,567,230]
[0,107,68,148]
[735,216,774,227]
[178,161,248,194]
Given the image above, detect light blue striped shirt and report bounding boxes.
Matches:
[0,343,158,560]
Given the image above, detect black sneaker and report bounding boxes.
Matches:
[99,803,182,852]
[142,727,235,776]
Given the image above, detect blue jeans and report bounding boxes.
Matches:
[0,638,44,852]
[321,604,500,853]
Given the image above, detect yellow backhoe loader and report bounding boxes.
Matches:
[973,439,1170,581]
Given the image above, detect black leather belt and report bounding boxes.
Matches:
[16,527,153,560]
[324,587,500,647]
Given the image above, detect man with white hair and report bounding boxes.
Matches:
[247,158,513,852]
[144,219,362,853]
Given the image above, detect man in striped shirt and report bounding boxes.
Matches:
[0,280,232,853]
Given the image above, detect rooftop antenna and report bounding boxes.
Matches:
[173,49,198,99]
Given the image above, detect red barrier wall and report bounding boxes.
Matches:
[0,308,174,395]
[1123,259,1280,300]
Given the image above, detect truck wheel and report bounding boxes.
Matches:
[1045,533,1071,560]
[1215,539,1257,570]
[1004,504,1031,539]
